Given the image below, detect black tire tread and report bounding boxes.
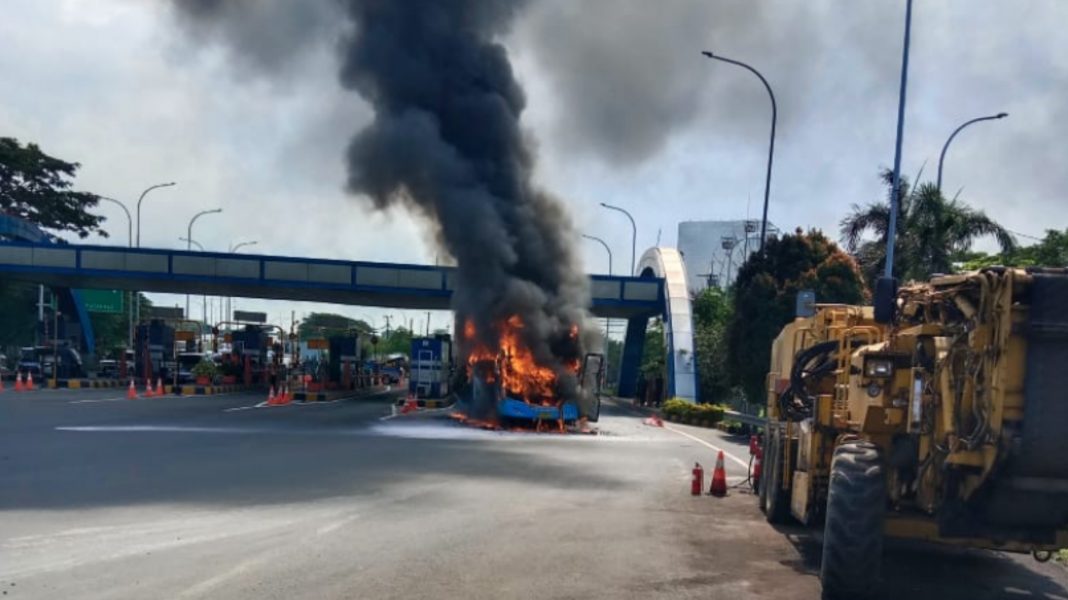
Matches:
[820,439,885,599]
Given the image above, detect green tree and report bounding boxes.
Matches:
[88,294,153,356]
[841,169,1015,287]
[956,228,1068,270]
[0,137,105,238]
[692,287,733,403]
[727,229,868,404]
[0,138,110,351]
[298,312,373,340]
[379,326,413,357]
[640,318,666,378]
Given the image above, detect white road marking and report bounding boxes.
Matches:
[316,514,360,536]
[661,423,751,469]
[69,396,130,404]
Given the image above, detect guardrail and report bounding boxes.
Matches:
[723,409,767,428]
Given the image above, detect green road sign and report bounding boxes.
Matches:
[78,289,124,314]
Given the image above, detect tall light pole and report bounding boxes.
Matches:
[582,233,614,342]
[98,196,134,347]
[937,112,1008,191]
[702,51,777,254]
[581,234,613,276]
[875,0,914,325]
[133,182,175,331]
[135,182,176,248]
[226,241,258,324]
[179,237,212,333]
[599,203,635,275]
[185,208,222,320]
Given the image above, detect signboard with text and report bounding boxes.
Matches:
[233,310,267,323]
[78,289,124,314]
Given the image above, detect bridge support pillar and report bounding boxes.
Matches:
[616,316,648,398]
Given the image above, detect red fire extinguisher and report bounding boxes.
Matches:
[692,462,704,496]
[749,434,763,491]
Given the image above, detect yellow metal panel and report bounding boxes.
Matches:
[791,471,811,524]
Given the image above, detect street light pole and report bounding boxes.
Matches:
[185,208,222,320]
[702,51,777,254]
[227,241,258,324]
[599,203,635,275]
[133,181,175,332]
[581,234,613,276]
[582,233,614,341]
[883,0,914,282]
[98,196,134,347]
[937,112,1008,191]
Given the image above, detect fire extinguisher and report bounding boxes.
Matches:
[749,434,763,491]
[691,462,704,496]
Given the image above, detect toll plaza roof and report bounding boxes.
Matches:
[0,241,663,320]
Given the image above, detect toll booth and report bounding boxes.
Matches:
[230,325,269,385]
[328,335,361,390]
[409,336,452,398]
[134,319,175,380]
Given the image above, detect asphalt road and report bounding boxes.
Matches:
[2,388,1067,599]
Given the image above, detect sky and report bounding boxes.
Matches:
[2,1,1066,332]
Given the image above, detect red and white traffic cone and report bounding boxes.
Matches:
[155,378,164,396]
[144,378,154,397]
[14,373,24,392]
[127,379,138,400]
[709,450,728,497]
[267,385,277,405]
[26,372,35,391]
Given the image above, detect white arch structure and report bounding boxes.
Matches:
[632,247,697,402]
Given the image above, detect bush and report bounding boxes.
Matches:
[191,360,217,378]
[661,398,725,426]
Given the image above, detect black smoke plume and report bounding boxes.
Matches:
[172,0,595,405]
[339,1,592,404]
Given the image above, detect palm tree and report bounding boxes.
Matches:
[841,170,1016,286]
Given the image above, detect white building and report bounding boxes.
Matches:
[677,220,779,293]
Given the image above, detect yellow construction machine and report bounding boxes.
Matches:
[760,267,1068,598]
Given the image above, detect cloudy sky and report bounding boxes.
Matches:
[2,1,1065,330]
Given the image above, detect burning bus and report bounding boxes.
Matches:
[456,316,604,429]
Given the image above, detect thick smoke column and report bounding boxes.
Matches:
[171,0,595,402]
[339,1,592,401]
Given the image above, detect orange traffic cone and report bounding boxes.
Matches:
[14,373,24,392]
[127,379,138,400]
[709,450,728,497]
[144,378,154,397]
[26,372,35,391]
[155,378,164,396]
[267,385,277,405]
[277,386,291,405]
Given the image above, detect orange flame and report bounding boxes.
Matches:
[464,316,578,403]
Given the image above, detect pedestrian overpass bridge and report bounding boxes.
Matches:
[0,241,662,319]
[0,240,696,403]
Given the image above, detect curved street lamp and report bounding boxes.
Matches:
[135,182,176,248]
[132,181,175,331]
[936,112,1008,191]
[581,233,613,276]
[702,50,777,254]
[598,203,635,275]
[185,208,222,319]
[98,196,134,345]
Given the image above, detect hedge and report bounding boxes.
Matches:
[661,398,726,426]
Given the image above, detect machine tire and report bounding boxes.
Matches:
[765,429,792,524]
[820,439,886,600]
[758,444,769,513]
